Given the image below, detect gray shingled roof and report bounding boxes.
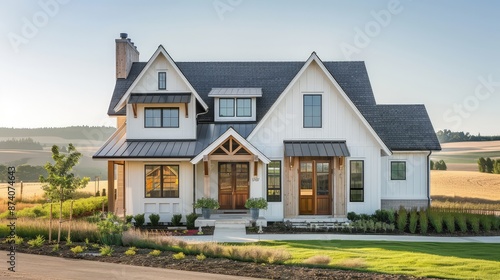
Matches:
[105,60,440,151]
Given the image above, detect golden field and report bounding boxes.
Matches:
[431,170,500,201]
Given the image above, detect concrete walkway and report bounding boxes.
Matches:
[180,231,500,243]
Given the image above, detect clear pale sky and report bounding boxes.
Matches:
[1,0,499,135]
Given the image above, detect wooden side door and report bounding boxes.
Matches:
[299,159,332,215]
[299,161,314,214]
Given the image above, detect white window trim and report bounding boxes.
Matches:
[214,97,257,122]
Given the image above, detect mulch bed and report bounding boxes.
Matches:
[1,241,439,280]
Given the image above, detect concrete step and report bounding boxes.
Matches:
[215,220,249,228]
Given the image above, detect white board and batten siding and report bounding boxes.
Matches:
[125,161,194,224]
[381,152,429,200]
[248,60,384,215]
[125,53,197,140]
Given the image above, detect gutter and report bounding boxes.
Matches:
[193,164,196,214]
[427,150,432,208]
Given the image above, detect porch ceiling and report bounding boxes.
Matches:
[283,141,350,157]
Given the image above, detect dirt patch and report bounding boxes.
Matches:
[1,242,437,280]
[431,170,500,200]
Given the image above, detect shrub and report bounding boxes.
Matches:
[244,197,268,210]
[125,248,136,256]
[102,188,106,197]
[100,245,114,256]
[196,253,206,261]
[480,216,492,232]
[97,213,129,246]
[171,214,182,226]
[419,209,428,234]
[408,209,418,234]
[303,255,331,265]
[125,215,133,224]
[492,217,500,230]
[13,235,24,245]
[149,249,161,256]
[387,210,396,224]
[443,214,455,233]
[396,207,408,232]
[194,198,219,210]
[70,245,84,254]
[468,215,480,234]
[65,236,73,246]
[186,213,198,229]
[456,215,467,233]
[373,209,393,223]
[27,235,45,247]
[149,213,160,226]
[429,211,443,233]
[173,252,185,260]
[52,244,60,252]
[347,212,359,221]
[133,213,145,227]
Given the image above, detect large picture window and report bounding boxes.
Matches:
[145,165,179,198]
[391,161,406,180]
[145,108,179,128]
[267,161,281,202]
[158,72,166,90]
[303,94,322,128]
[350,160,364,202]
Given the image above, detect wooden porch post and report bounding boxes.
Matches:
[107,161,115,213]
[334,156,347,218]
[203,155,210,197]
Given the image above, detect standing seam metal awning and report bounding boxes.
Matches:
[283,141,350,157]
[128,93,191,104]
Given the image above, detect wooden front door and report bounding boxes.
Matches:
[218,162,249,210]
[299,160,332,215]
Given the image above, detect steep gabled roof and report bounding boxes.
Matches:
[361,105,441,151]
[106,56,440,151]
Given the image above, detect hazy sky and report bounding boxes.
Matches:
[1,0,499,135]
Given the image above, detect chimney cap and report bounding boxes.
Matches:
[119,33,128,39]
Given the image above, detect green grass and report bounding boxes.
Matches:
[251,240,500,279]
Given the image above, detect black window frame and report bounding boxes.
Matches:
[266,161,282,202]
[144,165,179,198]
[144,107,179,128]
[303,94,322,128]
[349,160,364,202]
[158,72,166,90]
[219,98,235,117]
[391,161,406,180]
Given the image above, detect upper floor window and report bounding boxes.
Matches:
[391,161,406,180]
[219,98,235,117]
[145,108,179,128]
[303,94,322,128]
[158,72,166,90]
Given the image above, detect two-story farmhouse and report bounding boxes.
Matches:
[94,34,441,223]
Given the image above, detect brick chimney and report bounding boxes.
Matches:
[115,33,139,79]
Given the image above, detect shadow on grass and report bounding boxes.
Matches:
[256,240,500,262]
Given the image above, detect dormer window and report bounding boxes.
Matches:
[209,88,262,122]
[158,72,166,90]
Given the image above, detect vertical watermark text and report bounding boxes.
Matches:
[6,166,16,272]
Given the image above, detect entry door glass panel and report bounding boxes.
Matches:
[316,162,329,196]
[300,162,313,196]
[219,163,232,193]
[235,163,249,192]
[218,162,249,210]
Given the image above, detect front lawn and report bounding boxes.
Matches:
[254,240,500,279]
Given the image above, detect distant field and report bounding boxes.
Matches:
[431,170,500,201]
[0,180,109,201]
[431,140,500,171]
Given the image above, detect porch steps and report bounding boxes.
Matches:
[213,219,247,237]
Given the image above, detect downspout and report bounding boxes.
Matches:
[426,150,432,208]
[192,164,196,214]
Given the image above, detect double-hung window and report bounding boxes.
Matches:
[158,72,166,90]
[267,161,281,202]
[391,161,406,180]
[303,95,322,128]
[145,108,179,128]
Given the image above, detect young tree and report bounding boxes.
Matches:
[477,157,486,172]
[494,160,500,174]
[485,157,494,173]
[430,160,434,170]
[39,144,90,243]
